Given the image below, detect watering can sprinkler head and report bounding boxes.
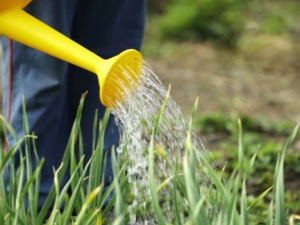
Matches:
[97,49,143,109]
[0,0,143,109]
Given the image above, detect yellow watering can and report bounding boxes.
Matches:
[0,0,143,108]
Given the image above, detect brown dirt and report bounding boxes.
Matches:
[145,35,300,123]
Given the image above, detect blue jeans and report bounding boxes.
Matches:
[1,0,145,208]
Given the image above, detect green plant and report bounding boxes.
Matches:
[158,0,245,47]
[145,96,300,224]
[194,111,300,215]
[263,15,287,35]
[0,94,127,225]
[1,94,300,224]
[194,112,293,136]
[260,1,300,35]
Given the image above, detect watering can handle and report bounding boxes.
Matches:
[0,5,103,75]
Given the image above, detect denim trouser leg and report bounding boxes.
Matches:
[1,0,146,208]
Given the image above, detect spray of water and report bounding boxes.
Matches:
[109,62,216,224]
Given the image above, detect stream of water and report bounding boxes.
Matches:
[110,63,216,224]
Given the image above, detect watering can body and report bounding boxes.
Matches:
[0,0,143,108]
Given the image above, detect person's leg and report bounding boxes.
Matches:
[1,0,79,208]
[68,0,146,186]
[1,0,146,209]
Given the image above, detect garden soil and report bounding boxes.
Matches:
[145,38,300,123]
[1,37,299,123]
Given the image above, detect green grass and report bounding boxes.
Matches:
[194,112,300,216]
[0,94,122,225]
[0,95,300,224]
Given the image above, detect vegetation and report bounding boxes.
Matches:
[143,0,300,55]
[158,0,244,47]
[0,95,299,224]
[194,112,300,217]
[0,95,118,225]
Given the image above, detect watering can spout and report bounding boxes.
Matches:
[0,0,143,109]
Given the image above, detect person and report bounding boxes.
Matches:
[0,0,146,209]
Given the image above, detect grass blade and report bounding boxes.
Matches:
[240,179,248,225]
[173,148,182,225]
[88,110,110,208]
[47,163,64,225]
[0,135,36,171]
[186,159,207,223]
[148,136,166,225]
[112,147,124,224]
[12,158,25,225]
[248,186,273,210]
[148,86,171,225]
[266,200,274,225]
[275,124,298,225]
[75,184,103,224]
[37,92,87,224]
[237,118,244,181]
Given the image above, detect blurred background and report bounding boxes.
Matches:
[143,0,300,122]
[143,0,300,215]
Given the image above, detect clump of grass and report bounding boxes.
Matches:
[0,94,299,224]
[146,97,300,224]
[194,111,300,215]
[0,94,127,225]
